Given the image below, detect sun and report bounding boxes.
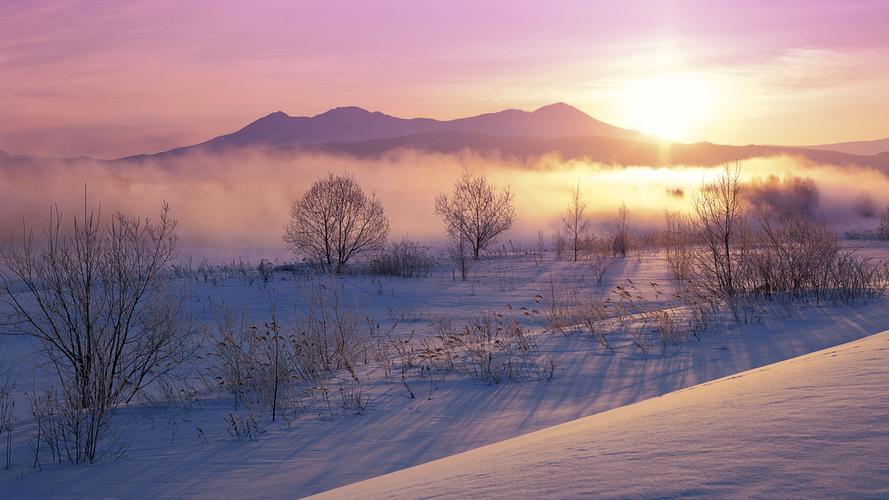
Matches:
[623,74,716,142]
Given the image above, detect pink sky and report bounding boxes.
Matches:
[2,0,889,158]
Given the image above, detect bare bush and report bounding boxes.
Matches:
[28,388,75,467]
[369,237,437,278]
[225,411,261,441]
[663,211,694,282]
[612,202,630,257]
[571,293,613,351]
[290,280,366,383]
[0,201,194,463]
[551,232,567,260]
[257,259,274,284]
[284,173,389,273]
[544,277,575,333]
[435,170,515,260]
[0,358,14,470]
[214,308,292,421]
[744,210,888,304]
[588,238,613,286]
[448,236,473,281]
[689,163,746,307]
[671,164,886,316]
[430,312,554,384]
[214,310,256,409]
[213,280,370,424]
[879,205,889,240]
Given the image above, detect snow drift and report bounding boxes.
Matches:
[317,331,889,498]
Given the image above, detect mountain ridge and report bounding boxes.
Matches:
[803,137,889,156]
[129,103,646,158]
[2,103,887,173]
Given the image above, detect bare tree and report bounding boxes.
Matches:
[612,202,630,257]
[435,170,515,260]
[283,174,389,273]
[690,163,745,301]
[561,181,590,262]
[0,201,193,463]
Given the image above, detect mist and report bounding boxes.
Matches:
[2,150,888,261]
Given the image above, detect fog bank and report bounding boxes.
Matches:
[1,150,887,261]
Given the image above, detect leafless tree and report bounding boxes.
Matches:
[690,163,745,302]
[612,202,630,257]
[434,170,515,260]
[0,201,193,463]
[283,173,389,273]
[562,181,590,262]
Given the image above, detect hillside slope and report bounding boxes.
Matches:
[318,331,889,498]
[806,137,889,156]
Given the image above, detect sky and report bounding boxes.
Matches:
[2,0,889,158]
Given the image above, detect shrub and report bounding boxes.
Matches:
[368,237,437,278]
[432,312,555,384]
[879,204,889,240]
[611,202,630,257]
[551,232,567,260]
[0,359,14,470]
[0,201,194,463]
[669,165,887,317]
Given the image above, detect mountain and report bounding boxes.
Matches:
[112,104,889,173]
[4,103,889,173]
[127,103,645,158]
[804,137,889,156]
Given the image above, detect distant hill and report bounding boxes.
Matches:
[804,137,889,156]
[127,102,645,159]
[3,103,888,173]
[285,131,889,172]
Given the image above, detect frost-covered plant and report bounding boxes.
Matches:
[369,237,437,278]
[290,279,366,383]
[284,173,389,273]
[0,201,194,464]
[434,312,554,384]
[0,358,14,470]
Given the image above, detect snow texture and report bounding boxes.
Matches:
[319,330,889,499]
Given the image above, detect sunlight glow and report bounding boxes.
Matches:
[623,73,717,142]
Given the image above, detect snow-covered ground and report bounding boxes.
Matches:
[1,248,888,498]
[320,329,889,499]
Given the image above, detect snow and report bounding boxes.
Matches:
[1,249,888,498]
[317,330,889,499]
